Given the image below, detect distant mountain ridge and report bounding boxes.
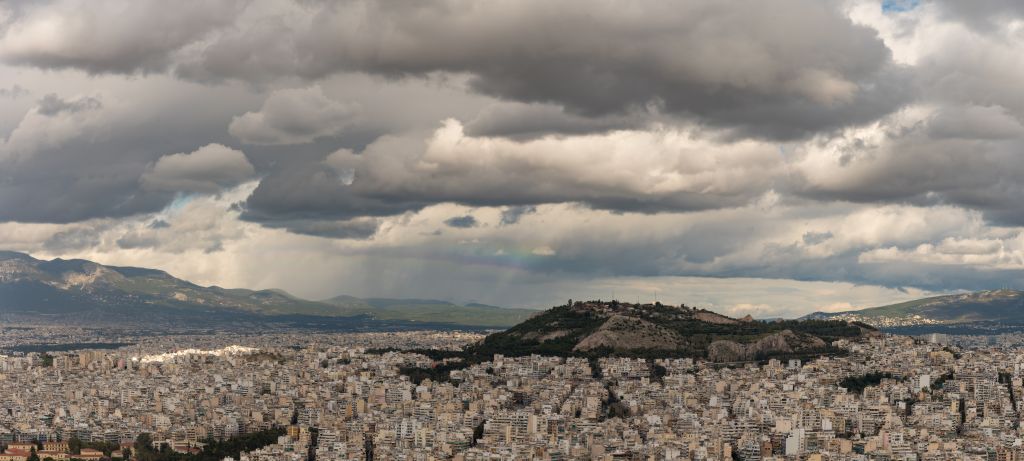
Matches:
[0,251,536,327]
[803,289,1024,326]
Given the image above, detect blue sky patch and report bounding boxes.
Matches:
[882,0,920,13]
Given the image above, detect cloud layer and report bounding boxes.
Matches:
[1,0,1024,316]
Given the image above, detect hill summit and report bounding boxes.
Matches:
[470,300,874,362]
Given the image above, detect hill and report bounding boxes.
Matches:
[467,300,873,362]
[803,289,1024,327]
[0,251,536,327]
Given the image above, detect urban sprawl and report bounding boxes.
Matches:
[0,328,1023,460]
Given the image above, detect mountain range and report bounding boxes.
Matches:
[0,251,537,328]
[805,289,1024,326]
[8,250,1022,333]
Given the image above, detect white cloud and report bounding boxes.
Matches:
[141,144,255,193]
[322,119,784,213]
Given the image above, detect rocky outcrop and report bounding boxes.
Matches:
[574,315,687,352]
[707,330,825,362]
[694,311,739,325]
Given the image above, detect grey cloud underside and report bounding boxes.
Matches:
[43,226,106,252]
[444,215,477,228]
[36,94,101,116]
[472,220,1024,293]
[499,206,537,226]
[239,164,428,223]
[355,222,1024,293]
[255,218,381,240]
[0,81,258,223]
[241,167,759,226]
[201,0,909,140]
[790,108,1024,225]
[463,103,649,139]
[3,0,908,139]
[0,164,171,223]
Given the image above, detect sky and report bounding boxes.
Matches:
[1,0,1024,317]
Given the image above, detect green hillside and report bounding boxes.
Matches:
[469,300,870,361]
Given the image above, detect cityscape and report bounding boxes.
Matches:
[5,0,1024,460]
[0,320,1022,460]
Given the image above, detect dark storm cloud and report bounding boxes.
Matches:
[246,218,380,239]
[0,162,171,223]
[0,0,909,139]
[0,82,258,223]
[255,218,382,240]
[464,103,647,139]
[790,105,1024,224]
[239,163,428,223]
[443,215,477,228]
[198,0,909,139]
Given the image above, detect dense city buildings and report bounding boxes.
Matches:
[1,326,1023,459]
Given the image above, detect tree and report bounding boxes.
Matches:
[651,363,667,383]
[471,421,485,446]
[28,447,40,461]
[68,437,83,455]
[134,433,153,455]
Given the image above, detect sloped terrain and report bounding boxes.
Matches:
[470,300,870,361]
[805,289,1024,324]
[0,251,536,327]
